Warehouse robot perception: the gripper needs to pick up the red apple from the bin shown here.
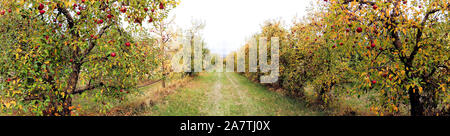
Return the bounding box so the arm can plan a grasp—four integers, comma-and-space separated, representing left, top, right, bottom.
111, 52, 116, 57
38, 3, 45, 10
39, 10, 45, 14
144, 7, 148, 12
7, 9, 11, 13
373, 5, 378, 10
149, 17, 153, 23
82, 0, 85, 3
151, 9, 155, 12
107, 14, 112, 19
371, 80, 377, 84
97, 19, 103, 24
58, 23, 62, 27
69, 59, 73, 62
371, 43, 376, 48
77, 11, 81, 15
0, 10, 4, 15
7, 78, 11, 82
339, 42, 343, 46
159, 2, 165, 9
356, 27, 363, 33
120, 7, 127, 13
125, 42, 131, 47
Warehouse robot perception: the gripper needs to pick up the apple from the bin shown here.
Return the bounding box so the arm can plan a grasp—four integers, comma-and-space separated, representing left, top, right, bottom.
39, 10, 45, 14
59, 23, 62, 27
73, 3, 77, 7
8, 9, 11, 13
82, 0, 85, 3
371, 80, 377, 84
159, 2, 165, 9
373, 5, 378, 10
125, 42, 131, 47
371, 43, 376, 48
346, 28, 350, 32
120, 7, 127, 13
144, 7, 148, 12
332, 45, 336, 48
79, 6, 83, 10
151, 9, 155, 12
45, 35, 49, 40
379, 47, 383, 50
403, 1, 407, 4
77, 11, 81, 15
69, 59, 73, 62
38, 3, 45, 10
111, 52, 116, 57
90, 34, 94, 39
339, 42, 343, 46
7, 78, 11, 82
149, 17, 153, 23
0, 10, 4, 15
107, 14, 112, 19
97, 19, 103, 24
356, 27, 363, 33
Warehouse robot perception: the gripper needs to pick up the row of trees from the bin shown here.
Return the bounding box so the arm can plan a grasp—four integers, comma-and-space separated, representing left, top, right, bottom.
232, 0, 448, 116
0, 0, 180, 116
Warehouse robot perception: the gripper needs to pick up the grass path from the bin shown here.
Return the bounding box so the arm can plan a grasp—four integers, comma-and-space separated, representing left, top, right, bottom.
145, 72, 324, 116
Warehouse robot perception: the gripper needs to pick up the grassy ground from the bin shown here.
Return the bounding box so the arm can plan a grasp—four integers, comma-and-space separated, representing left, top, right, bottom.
142, 72, 324, 116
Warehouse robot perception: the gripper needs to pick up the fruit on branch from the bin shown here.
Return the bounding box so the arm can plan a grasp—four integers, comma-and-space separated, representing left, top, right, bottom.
120, 7, 127, 13
149, 17, 153, 23
97, 19, 103, 24
159, 2, 165, 9
111, 52, 116, 57
39, 10, 45, 14
356, 27, 363, 33
125, 42, 131, 47
38, 3, 44, 10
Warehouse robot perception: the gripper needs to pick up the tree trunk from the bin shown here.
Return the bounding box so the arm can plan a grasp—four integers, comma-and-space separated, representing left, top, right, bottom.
61, 63, 82, 116
409, 88, 424, 116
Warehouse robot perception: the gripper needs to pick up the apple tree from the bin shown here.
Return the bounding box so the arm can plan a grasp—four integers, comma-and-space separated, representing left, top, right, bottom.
321, 0, 449, 116
0, 0, 179, 116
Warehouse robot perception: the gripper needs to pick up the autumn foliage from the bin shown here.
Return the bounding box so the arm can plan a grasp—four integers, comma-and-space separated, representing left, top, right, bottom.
236, 0, 448, 116
0, 0, 179, 116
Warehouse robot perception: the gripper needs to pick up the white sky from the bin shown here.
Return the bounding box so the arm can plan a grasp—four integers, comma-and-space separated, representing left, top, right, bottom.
170, 0, 314, 56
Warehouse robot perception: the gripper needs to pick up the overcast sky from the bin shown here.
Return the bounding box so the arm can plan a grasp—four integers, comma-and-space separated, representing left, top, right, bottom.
170, 0, 314, 56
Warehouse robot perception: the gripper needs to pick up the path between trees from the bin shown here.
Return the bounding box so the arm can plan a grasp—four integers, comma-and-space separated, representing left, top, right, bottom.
143, 72, 324, 116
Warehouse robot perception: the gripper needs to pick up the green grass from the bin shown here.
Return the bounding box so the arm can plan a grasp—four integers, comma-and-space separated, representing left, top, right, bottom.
145, 72, 324, 116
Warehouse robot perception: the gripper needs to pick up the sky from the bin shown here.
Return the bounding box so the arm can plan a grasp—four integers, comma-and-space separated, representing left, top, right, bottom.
170, 0, 314, 56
